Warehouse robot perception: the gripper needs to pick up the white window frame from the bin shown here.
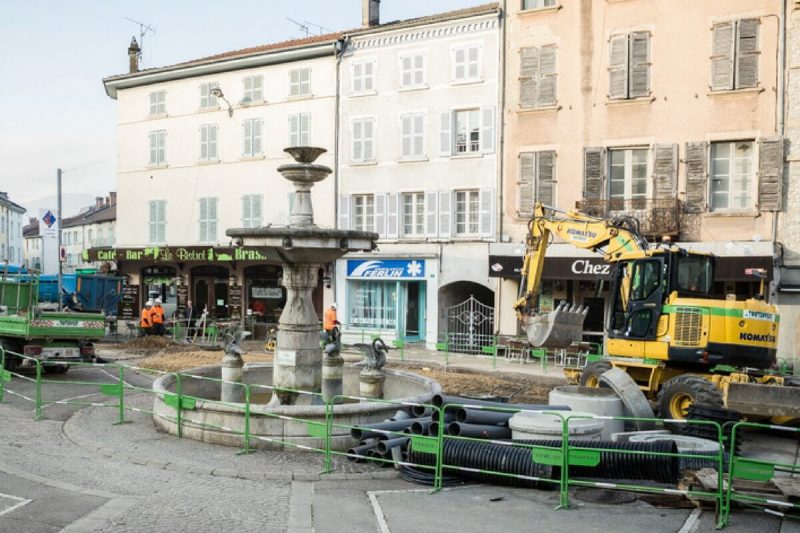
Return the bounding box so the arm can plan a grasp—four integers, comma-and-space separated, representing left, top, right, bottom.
148, 130, 166, 166
242, 118, 263, 157
453, 109, 481, 154
289, 113, 311, 147
352, 194, 375, 232
452, 44, 482, 83
608, 147, 650, 201
709, 140, 755, 212
351, 117, 376, 164
148, 200, 166, 245
399, 51, 427, 90
400, 112, 426, 160
198, 197, 218, 244
522, 0, 556, 10
454, 189, 480, 236
401, 191, 425, 237
242, 75, 264, 104
199, 82, 220, 109
149, 90, 166, 116
351, 60, 376, 95
242, 194, 263, 228
199, 124, 219, 161
289, 68, 311, 97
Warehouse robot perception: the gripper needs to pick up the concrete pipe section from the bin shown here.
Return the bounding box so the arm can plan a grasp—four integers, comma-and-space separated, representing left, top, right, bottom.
509, 410, 605, 442
548, 386, 624, 440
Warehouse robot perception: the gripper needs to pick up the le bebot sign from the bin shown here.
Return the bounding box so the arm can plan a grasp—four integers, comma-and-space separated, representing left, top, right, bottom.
488, 255, 612, 280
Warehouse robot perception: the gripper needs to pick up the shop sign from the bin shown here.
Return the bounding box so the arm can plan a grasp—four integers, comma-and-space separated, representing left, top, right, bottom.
347, 259, 425, 279
252, 287, 283, 299
84, 246, 274, 263
488, 255, 612, 280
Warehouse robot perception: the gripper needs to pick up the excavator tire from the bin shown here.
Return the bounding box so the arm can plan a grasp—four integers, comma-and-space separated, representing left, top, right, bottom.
579, 361, 613, 388
658, 375, 723, 421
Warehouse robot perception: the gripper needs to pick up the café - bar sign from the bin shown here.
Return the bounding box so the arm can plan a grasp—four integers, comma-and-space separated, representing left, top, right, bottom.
84, 246, 274, 263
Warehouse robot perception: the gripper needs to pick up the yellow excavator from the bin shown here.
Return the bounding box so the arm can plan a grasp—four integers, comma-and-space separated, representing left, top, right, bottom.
515, 203, 798, 420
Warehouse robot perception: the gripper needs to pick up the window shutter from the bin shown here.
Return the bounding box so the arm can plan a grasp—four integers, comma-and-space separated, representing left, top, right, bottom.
538, 45, 557, 106
353, 63, 362, 92
387, 193, 399, 238
520, 47, 539, 108
711, 22, 735, 90
414, 114, 425, 157
479, 188, 494, 238
480, 106, 495, 153
401, 115, 412, 157
685, 141, 708, 213
608, 35, 629, 99
438, 191, 451, 238
426, 191, 438, 237
199, 199, 208, 242
254, 120, 262, 154
365, 62, 374, 91
439, 112, 452, 156
757, 137, 784, 211
352, 120, 362, 161
242, 196, 251, 226
209, 198, 218, 241
243, 121, 252, 156
401, 56, 412, 87
301, 114, 310, 145
338, 194, 350, 230
375, 193, 387, 238
209, 125, 217, 159
149, 132, 157, 164
517, 153, 535, 216
149, 201, 157, 243
583, 147, 606, 200
254, 195, 263, 226
628, 32, 650, 98
537, 151, 556, 206
414, 54, 424, 85
651, 144, 678, 199
736, 18, 760, 89
364, 119, 375, 161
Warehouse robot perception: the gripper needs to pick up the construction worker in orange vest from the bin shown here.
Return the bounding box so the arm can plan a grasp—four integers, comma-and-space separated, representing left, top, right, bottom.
151, 299, 165, 336
140, 301, 153, 336
323, 303, 340, 343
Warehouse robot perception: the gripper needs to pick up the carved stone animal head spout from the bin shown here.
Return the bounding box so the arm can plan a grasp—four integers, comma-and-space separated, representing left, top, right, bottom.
354, 337, 388, 371
223, 328, 251, 358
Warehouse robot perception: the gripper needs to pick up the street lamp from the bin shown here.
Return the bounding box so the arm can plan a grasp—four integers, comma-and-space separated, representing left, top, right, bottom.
210, 87, 233, 117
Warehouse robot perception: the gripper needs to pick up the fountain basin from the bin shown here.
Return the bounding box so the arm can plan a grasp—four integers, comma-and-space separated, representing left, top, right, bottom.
152, 364, 441, 451
227, 226, 376, 264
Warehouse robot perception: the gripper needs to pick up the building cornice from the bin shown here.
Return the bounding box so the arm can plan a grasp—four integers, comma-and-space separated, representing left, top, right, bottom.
350, 14, 499, 51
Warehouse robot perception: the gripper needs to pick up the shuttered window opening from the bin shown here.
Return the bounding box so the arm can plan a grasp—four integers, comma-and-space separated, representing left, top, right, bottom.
583, 147, 607, 201
198, 198, 218, 244
711, 18, 760, 91
242, 75, 263, 104
352, 61, 376, 94
400, 113, 426, 159
517, 151, 556, 216
289, 113, 311, 147
149, 91, 166, 116
242, 194, 263, 228
199, 82, 220, 108
454, 109, 480, 154
454, 190, 480, 235
402, 192, 425, 237
242, 119, 263, 157
148, 200, 166, 245
352, 194, 375, 232
289, 68, 311, 97
522, 0, 556, 9
351, 117, 376, 163
452, 45, 481, 82
199, 124, 219, 161
609, 148, 648, 207
710, 141, 754, 211
400, 53, 426, 89
149, 130, 166, 166
608, 32, 651, 100
519, 45, 558, 108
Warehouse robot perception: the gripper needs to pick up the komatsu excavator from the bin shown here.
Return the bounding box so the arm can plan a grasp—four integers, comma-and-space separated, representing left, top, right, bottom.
515, 203, 799, 420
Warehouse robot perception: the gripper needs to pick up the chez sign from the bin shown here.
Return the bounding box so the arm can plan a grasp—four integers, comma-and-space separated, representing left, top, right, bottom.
488, 255, 613, 280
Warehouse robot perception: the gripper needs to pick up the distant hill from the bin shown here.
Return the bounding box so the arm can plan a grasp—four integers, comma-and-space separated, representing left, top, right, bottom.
22, 193, 97, 221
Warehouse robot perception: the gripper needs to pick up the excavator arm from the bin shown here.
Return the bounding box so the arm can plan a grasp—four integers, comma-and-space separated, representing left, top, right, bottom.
514, 202, 648, 347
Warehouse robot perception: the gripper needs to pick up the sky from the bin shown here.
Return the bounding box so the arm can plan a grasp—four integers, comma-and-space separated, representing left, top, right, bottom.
0, 0, 483, 213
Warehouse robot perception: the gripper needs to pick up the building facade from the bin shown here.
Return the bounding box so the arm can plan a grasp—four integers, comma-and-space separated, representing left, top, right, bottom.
493, 0, 785, 349
62, 193, 117, 273
0, 192, 26, 267
335, 4, 502, 349
22, 219, 42, 272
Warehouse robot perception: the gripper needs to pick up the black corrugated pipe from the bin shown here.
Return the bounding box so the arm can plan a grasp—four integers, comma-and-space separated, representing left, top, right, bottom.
447, 422, 512, 439
456, 408, 514, 426
376, 437, 410, 454
350, 418, 429, 440
432, 394, 571, 413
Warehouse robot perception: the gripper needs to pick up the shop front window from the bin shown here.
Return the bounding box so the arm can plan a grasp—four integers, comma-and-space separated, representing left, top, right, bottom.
348, 280, 397, 329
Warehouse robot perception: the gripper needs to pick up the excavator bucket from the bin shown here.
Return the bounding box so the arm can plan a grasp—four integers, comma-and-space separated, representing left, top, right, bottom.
526, 302, 588, 348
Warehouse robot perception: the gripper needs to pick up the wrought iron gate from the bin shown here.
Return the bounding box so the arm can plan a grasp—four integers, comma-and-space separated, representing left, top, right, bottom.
446, 295, 494, 354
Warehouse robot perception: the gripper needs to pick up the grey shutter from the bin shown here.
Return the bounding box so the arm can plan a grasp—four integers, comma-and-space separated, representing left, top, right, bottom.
375, 193, 387, 238
242, 195, 251, 226
438, 190, 451, 238
736, 18, 760, 89
757, 137, 784, 211
338, 194, 350, 230
711, 22, 735, 90
209, 198, 218, 242
517, 153, 535, 216
538, 45, 557, 106
652, 144, 678, 199
479, 188, 495, 238
387, 193, 399, 238
608, 35, 629, 99
158, 201, 166, 243
520, 47, 539, 108
628, 32, 650, 98
199, 199, 208, 242
425, 191, 438, 237
439, 112, 452, 156
583, 147, 606, 200
480, 106, 495, 153
685, 141, 708, 213
537, 151, 556, 206
148, 201, 157, 243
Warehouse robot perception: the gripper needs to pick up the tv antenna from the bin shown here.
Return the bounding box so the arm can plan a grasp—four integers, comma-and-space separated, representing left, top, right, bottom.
125, 16, 156, 64
303, 21, 334, 35
286, 18, 332, 37
286, 18, 309, 37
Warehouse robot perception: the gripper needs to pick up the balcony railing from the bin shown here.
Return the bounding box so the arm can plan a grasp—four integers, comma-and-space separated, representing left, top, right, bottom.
575, 197, 681, 237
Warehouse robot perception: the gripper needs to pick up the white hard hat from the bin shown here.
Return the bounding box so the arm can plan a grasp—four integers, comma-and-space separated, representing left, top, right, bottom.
155, 298, 162, 305
146, 300, 153, 306
331, 303, 338, 309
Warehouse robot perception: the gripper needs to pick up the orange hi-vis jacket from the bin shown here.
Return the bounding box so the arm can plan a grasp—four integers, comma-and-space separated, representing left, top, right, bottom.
150, 306, 165, 325
140, 308, 152, 328
323, 308, 337, 331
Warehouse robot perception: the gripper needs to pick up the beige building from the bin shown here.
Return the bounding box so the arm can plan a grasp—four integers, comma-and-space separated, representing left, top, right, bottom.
493, 0, 785, 349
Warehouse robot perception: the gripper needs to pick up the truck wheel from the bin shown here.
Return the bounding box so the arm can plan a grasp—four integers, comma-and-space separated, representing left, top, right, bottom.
580, 361, 612, 387
658, 375, 723, 420
44, 364, 69, 375
0, 339, 20, 371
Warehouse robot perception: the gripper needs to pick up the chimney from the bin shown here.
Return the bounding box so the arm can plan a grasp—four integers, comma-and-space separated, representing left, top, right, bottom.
362, 0, 380, 28
109, 192, 117, 206
29, 217, 36, 225
95, 196, 104, 209
128, 37, 140, 74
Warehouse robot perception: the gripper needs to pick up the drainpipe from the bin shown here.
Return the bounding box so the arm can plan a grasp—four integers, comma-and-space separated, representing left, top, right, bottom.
333, 37, 347, 300
772, 0, 787, 287
497, 3, 507, 243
